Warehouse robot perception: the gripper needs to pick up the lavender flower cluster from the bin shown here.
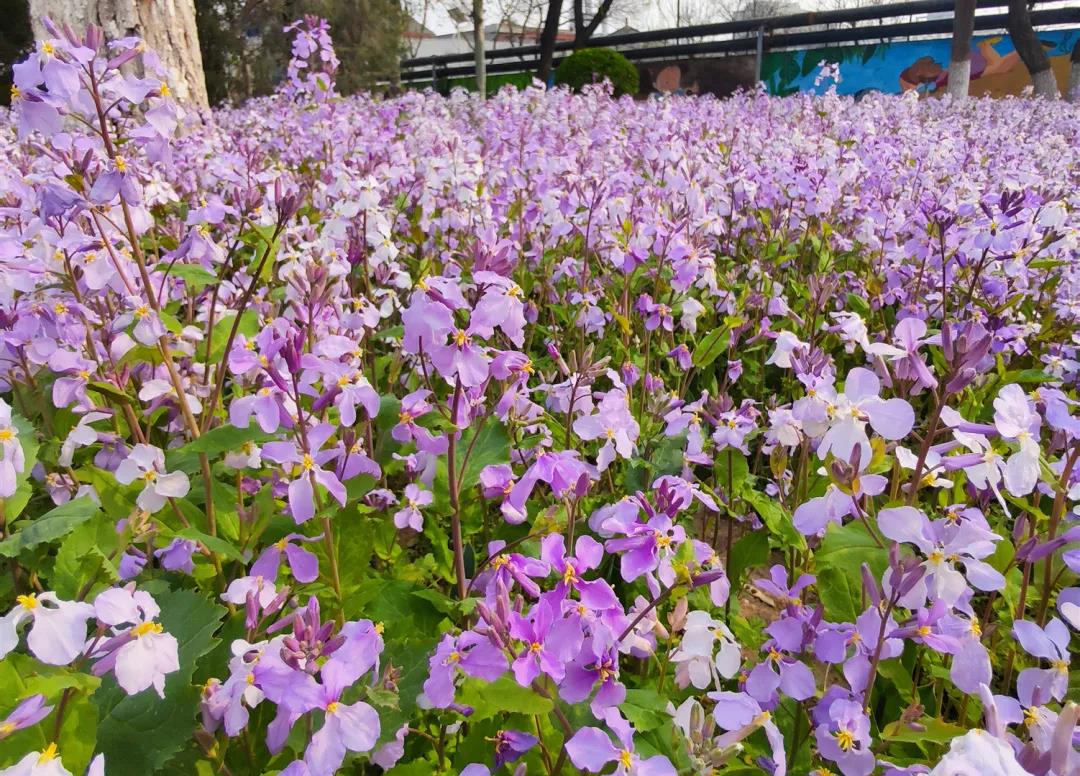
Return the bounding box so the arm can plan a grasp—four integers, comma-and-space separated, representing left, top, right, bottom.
0, 15, 1077, 776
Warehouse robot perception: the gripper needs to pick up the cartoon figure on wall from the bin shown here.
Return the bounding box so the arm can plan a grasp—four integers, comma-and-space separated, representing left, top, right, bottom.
763, 28, 1079, 97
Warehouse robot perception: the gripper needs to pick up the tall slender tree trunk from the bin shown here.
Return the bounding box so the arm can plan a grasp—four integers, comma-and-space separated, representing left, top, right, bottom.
1068, 38, 1080, 103
1006, 0, 1058, 98
472, 0, 486, 96
28, 0, 209, 108
947, 0, 976, 100
537, 0, 563, 82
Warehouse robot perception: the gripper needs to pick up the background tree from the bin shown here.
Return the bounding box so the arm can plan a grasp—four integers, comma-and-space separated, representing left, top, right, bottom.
1006, 0, 1057, 97
1069, 35, 1079, 102
28, 0, 210, 107
947, 0, 976, 99
0, 0, 33, 107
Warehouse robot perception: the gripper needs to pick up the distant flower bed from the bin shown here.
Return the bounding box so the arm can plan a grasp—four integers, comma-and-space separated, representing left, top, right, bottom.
0, 15, 1078, 776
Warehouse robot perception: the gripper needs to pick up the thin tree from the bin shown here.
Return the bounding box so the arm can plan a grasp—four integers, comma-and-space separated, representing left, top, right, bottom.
536, 0, 563, 81
1069, 36, 1080, 102
1006, 0, 1057, 98
472, 0, 486, 93
947, 0, 976, 99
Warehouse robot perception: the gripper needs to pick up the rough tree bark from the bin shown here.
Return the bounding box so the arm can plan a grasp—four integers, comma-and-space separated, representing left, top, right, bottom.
537, 0, 563, 82
1069, 37, 1080, 103
28, 0, 209, 108
573, 0, 616, 48
946, 0, 976, 100
1005, 0, 1058, 98
471, 0, 486, 95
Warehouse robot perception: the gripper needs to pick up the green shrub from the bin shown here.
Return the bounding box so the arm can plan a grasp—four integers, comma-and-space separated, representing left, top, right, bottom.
554, 47, 640, 96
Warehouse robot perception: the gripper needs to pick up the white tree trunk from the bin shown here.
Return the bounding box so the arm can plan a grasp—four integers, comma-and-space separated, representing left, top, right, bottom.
472, 0, 486, 96
1069, 62, 1080, 103
946, 59, 971, 100
1031, 68, 1058, 99
28, 0, 208, 109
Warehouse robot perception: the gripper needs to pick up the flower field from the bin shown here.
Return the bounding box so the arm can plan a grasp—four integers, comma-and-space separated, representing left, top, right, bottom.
1, 17, 1079, 776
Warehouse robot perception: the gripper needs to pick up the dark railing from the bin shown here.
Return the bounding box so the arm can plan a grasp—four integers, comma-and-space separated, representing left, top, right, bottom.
400, 0, 1080, 84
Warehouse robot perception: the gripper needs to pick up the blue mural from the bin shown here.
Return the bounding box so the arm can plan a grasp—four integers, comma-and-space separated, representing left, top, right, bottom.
762, 28, 1080, 97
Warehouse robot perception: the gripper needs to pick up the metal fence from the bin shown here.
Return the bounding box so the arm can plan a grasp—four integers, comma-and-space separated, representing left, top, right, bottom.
400, 0, 1080, 87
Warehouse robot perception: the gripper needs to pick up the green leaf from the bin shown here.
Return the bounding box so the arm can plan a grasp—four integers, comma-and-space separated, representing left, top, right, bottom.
178, 423, 273, 456
155, 262, 218, 291
728, 529, 770, 586
816, 520, 889, 579
52, 512, 120, 599
175, 527, 246, 563
881, 717, 966, 744
86, 381, 133, 405
456, 675, 553, 720
817, 565, 865, 623
94, 589, 225, 776
741, 487, 806, 550
458, 419, 511, 492
0, 497, 100, 557
620, 689, 670, 732
692, 327, 727, 368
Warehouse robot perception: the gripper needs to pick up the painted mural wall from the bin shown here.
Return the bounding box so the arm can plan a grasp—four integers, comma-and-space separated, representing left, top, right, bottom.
760, 29, 1080, 97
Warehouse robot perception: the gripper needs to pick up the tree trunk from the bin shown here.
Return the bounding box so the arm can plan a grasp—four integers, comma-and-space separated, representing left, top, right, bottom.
573, 0, 616, 49
537, 0, 563, 82
1006, 0, 1057, 98
28, 0, 209, 108
1068, 37, 1080, 103
946, 0, 976, 100
471, 0, 486, 96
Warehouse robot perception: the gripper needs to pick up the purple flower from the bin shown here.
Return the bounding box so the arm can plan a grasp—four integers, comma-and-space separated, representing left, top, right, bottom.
250, 533, 321, 584
422, 632, 507, 708
473, 541, 549, 600
540, 533, 618, 610
263, 424, 347, 523
429, 324, 490, 388
508, 596, 583, 685
866, 317, 937, 392
877, 506, 1004, 608
478, 464, 526, 524
708, 691, 786, 775
391, 390, 447, 454
605, 513, 685, 583
154, 538, 197, 575
573, 386, 638, 471
492, 729, 538, 768
1013, 617, 1071, 705
814, 699, 875, 776
566, 709, 675, 775
0, 694, 52, 739
393, 483, 432, 531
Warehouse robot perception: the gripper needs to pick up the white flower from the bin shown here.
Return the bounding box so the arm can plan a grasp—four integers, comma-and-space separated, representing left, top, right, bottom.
0, 592, 94, 666
765, 331, 807, 369
114, 444, 190, 512
58, 411, 111, 467
0, 745, 73, 776
929, 730, 1027, 776
0, 398, 25, 498
669, 610, 741, 690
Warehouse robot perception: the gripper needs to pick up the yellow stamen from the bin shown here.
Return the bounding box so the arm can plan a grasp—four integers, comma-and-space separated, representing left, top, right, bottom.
38, 743, 58, 763
619, 750, 633, 767
835, 729, 855, 752
17, 594, 37, 610
131, 621, 163, 638
326, 701, 339, 714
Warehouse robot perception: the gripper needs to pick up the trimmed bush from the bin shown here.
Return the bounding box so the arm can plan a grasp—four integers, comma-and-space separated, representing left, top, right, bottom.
554, 47, 640, 96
